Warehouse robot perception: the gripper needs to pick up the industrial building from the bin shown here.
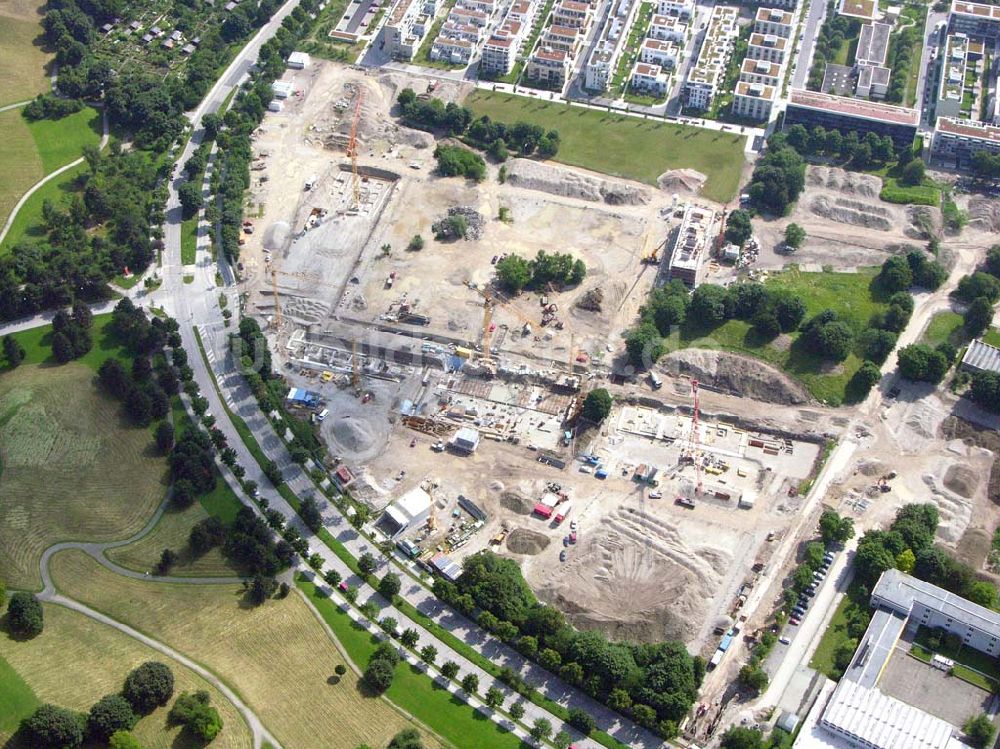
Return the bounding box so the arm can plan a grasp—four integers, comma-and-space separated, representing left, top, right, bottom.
794, 570, 1000, 749
287, 51, 310, 69
379, 486, 432, 538
667, 203, 715, 285
783, 90, 920, 150
960, 338, 1000, 376
931, 116, 1000, 168
451, 426, 482, 454
949, 0, 1000, 40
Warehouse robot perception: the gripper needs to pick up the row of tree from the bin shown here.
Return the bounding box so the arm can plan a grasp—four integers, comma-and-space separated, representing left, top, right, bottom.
495, 250, 587, 293
396, 89, 560, 160
747, 137, 807, 216
434, 144, 487, 181
783, 124, 898, 171
434, 551, 703, 738
17, 661, 174, 748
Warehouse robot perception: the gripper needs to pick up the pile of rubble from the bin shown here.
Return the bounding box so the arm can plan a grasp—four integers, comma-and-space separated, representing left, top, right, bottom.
575, 287, 604, 312
433, 206, 486, 240
736, 235, 761, 268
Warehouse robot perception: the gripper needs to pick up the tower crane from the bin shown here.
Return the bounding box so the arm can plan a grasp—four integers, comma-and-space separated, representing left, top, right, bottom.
270, 268, 282, 330
690, 379, 703, 496
347, 90, 364, 211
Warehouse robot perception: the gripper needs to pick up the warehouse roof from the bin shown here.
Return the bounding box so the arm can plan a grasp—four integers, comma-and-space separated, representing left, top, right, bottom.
842, 606, 906, 688
873, 568, 1000, 639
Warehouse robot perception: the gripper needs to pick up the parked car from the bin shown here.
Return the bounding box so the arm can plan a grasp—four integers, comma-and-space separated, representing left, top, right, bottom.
779, 636, 791, 645
559, 550, 567, 562
789, 617, 800, 626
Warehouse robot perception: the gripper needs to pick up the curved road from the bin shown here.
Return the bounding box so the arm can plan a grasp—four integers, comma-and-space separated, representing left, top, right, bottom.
0, 109, 110, 247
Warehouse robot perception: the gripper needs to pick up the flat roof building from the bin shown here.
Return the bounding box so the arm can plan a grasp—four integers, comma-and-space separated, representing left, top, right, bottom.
451, 426, 482, 453
640, 37, 681, 68
667, 203, 715, 285
732, 80, 777, 120
961, 338, 1000, 375
525, 48, 570, 87
551, 0, 591, 28
630, 61, 670, 96
950, 0, 1000, 39
481, 20, 524, 74
855, 63, 890, 99
855, 21, 891, 65
684, 4, 739, 109
937, 34, 970, 120
649, 13, 687, 41
747, 32, 788, 64
379, 487, 432, 538
783, 90, 919, 150
932, 116, 1000, 168
657, 0, 693, 18
380, 0, 425, 60
740, 57, 782, 86
839, 0, 878, 20
754, 7, 794, 37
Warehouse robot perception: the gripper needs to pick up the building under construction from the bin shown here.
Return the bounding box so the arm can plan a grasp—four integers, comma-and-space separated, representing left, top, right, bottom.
667, 203, 716, 286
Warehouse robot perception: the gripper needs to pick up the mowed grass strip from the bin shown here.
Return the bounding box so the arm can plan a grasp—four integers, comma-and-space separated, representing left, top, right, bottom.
299, 576, 526, 749
0, 0, 51, 106
50, 551, 441, 749
466, 90, 746, 203
0, 109, 43, 231
26, 106, 102, 173
0, 653, 38, 735
0, 603, 252, 749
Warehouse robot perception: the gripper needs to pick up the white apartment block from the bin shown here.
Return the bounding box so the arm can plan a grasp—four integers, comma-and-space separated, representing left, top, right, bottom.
507, 0, 537, 25
649, 14, 686, 42
683, 5, 738, 109
753, 6, 793, 37
448, 5, 489, 27
430, 35, 475, 62
657, 0, 693, 19
380, 0, 424, 60
551, 0, 591, 28
585, 44, 617, 91
732, 80, 777, 119
541, 24, 581, 53
582, 0, 640, 91
525, 48, 570, 86
747, 32, 788, 64
640, 38, 681, 68
438, 20, 482, 42
458, 0, 498, 15
740, 57, 781, 86
630, 61, 670, 95
481, 19, 524, 74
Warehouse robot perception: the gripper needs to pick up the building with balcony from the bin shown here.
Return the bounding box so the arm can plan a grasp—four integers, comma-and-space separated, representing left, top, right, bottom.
640, 37, 681, 68
525, 47, 571, 86
667, 203, 716, 285
936, 33, 970, 120
551, 0, 591, 28
379, 0, 425, 60
683, 5, 739, 109
541, 24, 581, 53
747, 32, 788, 64
950, 0, 1000, 40
657, 0, 693, 18
649, 13, 686, 42
481, 19, 524, 74
630, 61, 670, 95
932, 116, 1000, 168
732, 80, 777, 120
740, 57, 781, 86
753, 7, 794, 37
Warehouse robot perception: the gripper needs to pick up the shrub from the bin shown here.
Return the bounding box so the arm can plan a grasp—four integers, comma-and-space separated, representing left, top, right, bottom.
87, 695, 136, 741
122, 662, 174, 714
22, 704, 86, 749
169, 691, 223, 742
434, 144, 486, 181
6, 591, 44, 637
581, 389, 612, 422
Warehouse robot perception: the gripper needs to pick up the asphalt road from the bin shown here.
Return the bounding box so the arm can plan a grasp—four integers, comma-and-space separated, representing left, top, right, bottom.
790, 0, 827, 90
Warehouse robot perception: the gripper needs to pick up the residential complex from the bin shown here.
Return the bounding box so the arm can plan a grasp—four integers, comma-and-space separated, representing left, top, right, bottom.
480, 0, 538, 75
796, 570, 1000, 749
740, 58, 781, 86
666, 203, 716, 285
783, 89, 920, 149
429, 0, 502, 64
753, 7, 794, 37
838, 0, 878, 21
937, 34, 970, 119
949, 0, 1000, 40
523, 0, 592, 89
683, 5, 739, 110
747, 32, 789, 65
657, 0, 693, 20
379, 0, 428, 60
931, 116, 1000, 168
732, 80, 777, 119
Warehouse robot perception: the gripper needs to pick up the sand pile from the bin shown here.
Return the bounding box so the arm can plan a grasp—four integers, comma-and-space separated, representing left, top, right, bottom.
968, 196, 1000, 232
661, 349, 813, 405
506, 159, 652, 205
905, 206, 940, 240
809, 196, 892, 230
806, 166, 881, 199
330, 417, 376, 453
857, 460, 885, 477
944, 464, 978, 498
500, 491, 533, 515
657, 169, 707, 195
507, 528, 550, 555
264, 221, 290, 250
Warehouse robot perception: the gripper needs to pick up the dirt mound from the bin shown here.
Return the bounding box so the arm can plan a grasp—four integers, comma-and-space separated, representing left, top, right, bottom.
944, 464, 979, 499
500, 491, 533, 515
857, 460, 885, 477
576, 287, 604, 312
657, 169, 707, 195
968, 196, 1000, 232
660, 349, 813, 405
330, 417, 376, 453
507, 528, 550, 555
506, 159, 651, 205
264, 221, 291, 250
806, 166, 881, 199
906, 206, 940, 240
809, 195, 892, 230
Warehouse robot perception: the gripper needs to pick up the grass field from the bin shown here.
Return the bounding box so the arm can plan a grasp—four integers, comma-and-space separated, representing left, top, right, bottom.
26, 106, 102, 173
982, 328, 1000, 348
181, 216, 199, 265
466, 90, 746, 203
0, 160, 88, 254
50, 551, 441, 749
0, 109, 43, 232
666, 267, 888, 405
0, 0, 51, 106
879, 176, 942, 206
299, 576, 525, 749
0, 319, 169, 589
921, 311, 966, 348
810, 582, 868, 679
0, 603, 253, 749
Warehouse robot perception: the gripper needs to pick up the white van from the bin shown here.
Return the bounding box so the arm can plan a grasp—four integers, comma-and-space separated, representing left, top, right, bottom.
316, 408, 329, 422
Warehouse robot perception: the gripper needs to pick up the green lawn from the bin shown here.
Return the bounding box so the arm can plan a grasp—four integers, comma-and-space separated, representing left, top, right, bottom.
922, 311, 966, 348
666, 267, 888, 404
0, 160, 88, 255
879, 176, 942, 206
4, 313, 130, 373
182, 215, 199, 265
466, 90, 746, 203
25, 107, 102, 174
982, 328, 1000, 348
910, 627, 999, 692
0, 654, 39, 734
810, 582, 868, 679
298, 576, 526, 749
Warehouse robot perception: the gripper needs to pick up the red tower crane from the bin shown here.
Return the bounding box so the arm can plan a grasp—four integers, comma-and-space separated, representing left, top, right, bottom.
691, 379, 703, 496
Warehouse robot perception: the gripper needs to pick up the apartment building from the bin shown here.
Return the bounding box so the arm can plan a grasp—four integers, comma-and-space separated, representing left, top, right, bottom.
525, 47, 570, 86
936, 33, 969, 119
855, 21, 890, 65
458, 0, 498, 15
448, 5, 489, 27
657, 0, 693, 18
649, 13, 686, 42
481, 19, 524, 74
932, 116, 1000, 168
507, 0, 537, 25
379, 0, 425, 60
732, 80, 777, 120
683, 5, 739, 109
583, 0, 641, 92
667, 203, 716, 286
950, 0, 1000, 40
551, 0, 591, 28
740, 57, 781, 86
783, 89, 919, 149
753, 7, 793, 37
585, 44, 617, 91
839, 0, 878, 20
430, 35, 475, 62
746, 32, 788, 64
630, 61, 670, 95
640, 38, 681, 68
541, 24, 581, 53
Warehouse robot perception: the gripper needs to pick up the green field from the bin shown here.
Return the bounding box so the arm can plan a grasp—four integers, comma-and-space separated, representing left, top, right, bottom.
0, 603, 253, 749
921, 311, 966, 348
879, 176, 942, 206
466, 90, 746, 203
0, 160, 88, 254
667, 267, 888, 404
810, 582, 868, 679
50, 551, 442, 749
182, 215, 199, 264
25, 106, 102, 173
0, 110, 43, 232
0, 317, 169, 589
0, 1, 52, 106
910, 626, 1000, 692
982, 328, 1000, 348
